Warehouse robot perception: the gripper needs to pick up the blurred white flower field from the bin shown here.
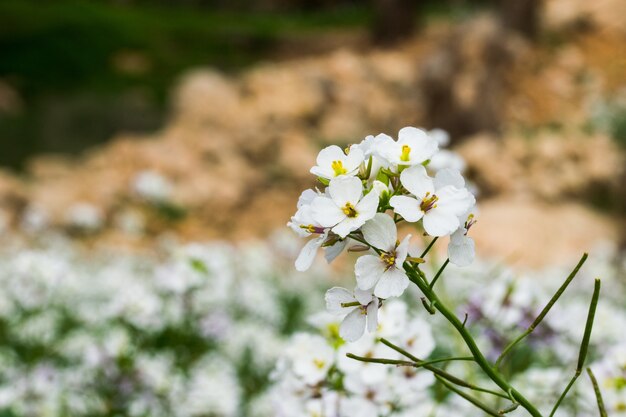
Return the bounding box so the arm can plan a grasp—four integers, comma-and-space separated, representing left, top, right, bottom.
0, 233, 623, 417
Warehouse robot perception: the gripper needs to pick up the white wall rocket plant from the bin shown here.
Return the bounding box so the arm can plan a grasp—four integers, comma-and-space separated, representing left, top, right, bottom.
288, 127, 607, 417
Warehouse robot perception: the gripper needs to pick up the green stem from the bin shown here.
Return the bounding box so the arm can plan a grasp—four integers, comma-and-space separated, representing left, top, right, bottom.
420, 237, 439, 258
549, 278, 601, 417
378, 338, 509, 400
435, 375, 501, 417
495, 253, 588, 369
549, 374, 579, 417
405, 265, 544, 417
429, 258, 450, 289
586, 368, 607, 417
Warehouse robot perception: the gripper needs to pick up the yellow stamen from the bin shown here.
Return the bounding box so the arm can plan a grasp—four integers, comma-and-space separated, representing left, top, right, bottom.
299, 224, 317, 233
400, 145, 411, 162
420, 194, 439, 213
380, 252, 396, 269
342, 202, 358, 218
313, 359, 326, 369
331, 160, 347, 176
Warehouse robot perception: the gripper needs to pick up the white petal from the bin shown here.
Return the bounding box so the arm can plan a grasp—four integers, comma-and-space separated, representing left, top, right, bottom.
344, 147, 365, 172
428, 128, 450, 147
329, 176, 363, 207
366, 302, 379, 333
311, 145, 347, 178
361, 213, 397, 251
354, 287, 374, 305
435, 185, 474, 217
389, 196, 424, 223
297, 189, 318, 208
400, 165, 435, 197
295, 236, 323, 271
340, 308, 366, 342
434, 168, 465, 190
324, 239, 348, 264
332, 216, 367, 238
374, 268, 409, 299
423, 209, 459, 237
398, 127, 439, 163
311, 197, 345, 227
355, 255, 385, 290
325, 287, 356, 315
394, 234, 412, 266
355, 190, 379, 221
448, 230, 475, 267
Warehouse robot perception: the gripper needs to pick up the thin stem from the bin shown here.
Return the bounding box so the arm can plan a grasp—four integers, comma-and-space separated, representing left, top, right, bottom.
549, 278, 601, 417
435, 375, 501, 417
429, 258, 450, 289
348, 352, 474, 368
420, 237, 438, 258
346, 353, 413, 367
378, 338, 509, 400
495, 253, 588, 369
549, 375, 579, 417
586, 368, 607, 417
404, 265, 544, 417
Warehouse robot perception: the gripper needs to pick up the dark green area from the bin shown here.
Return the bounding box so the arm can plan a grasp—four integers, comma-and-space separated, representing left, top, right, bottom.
0, 0, 373, 169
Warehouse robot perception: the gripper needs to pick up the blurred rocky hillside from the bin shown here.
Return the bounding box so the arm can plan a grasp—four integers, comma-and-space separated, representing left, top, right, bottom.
0, 4, 624, 266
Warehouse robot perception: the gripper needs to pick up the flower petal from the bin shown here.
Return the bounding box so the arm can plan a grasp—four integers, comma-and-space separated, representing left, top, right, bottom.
344, 147, 365, 173
423, 209, 459, 237
448, 229, 475, 267
355, 190, 380, 221
398, 127, 438, 163
374, 268, 409, 299
340, 308, 366, 342
311, 197, 345, 227
389, 196, 424, 223
324, 238, 348, 264
295, 236, 324, 271
400, 165, 435, 197
394, 234, 412, 266
310, 145, 347, 179
355, 254, 385, 290
325, 287, 356, 315
366, 301, 379, 333
329, 176, 363, 207
434, 168, 465, 190
361, 213, 397, 251
354, 286, 374, 305
435, 185, 474, 217
332, 216, 366, 238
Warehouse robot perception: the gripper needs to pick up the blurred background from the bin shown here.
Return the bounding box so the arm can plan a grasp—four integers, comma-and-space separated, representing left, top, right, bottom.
0, 1, 625, 416
0, 0, 624, 265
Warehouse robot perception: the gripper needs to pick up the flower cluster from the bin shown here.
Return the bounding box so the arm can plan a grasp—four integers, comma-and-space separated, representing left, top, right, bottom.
272, 251, 626, 417
0, 237, 334, 417
270, 301, 445, 417
289, 127, 477, 341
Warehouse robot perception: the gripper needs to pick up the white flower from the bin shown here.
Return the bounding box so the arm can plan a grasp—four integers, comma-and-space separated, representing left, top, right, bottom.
288, 189, 348, 271
428, 128, 450, 147
311, 177, 379, 238
390, 166, 473, 236
285, 334, 334, 385
310, 145, 364, 180
429, 149, 466, 173
65, 202, 104, 231
133, 170, 172, 202
325, 286, 378, 342
448, 212, 477, 267
377, 127, 438, 168
354, 213, 411, 299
